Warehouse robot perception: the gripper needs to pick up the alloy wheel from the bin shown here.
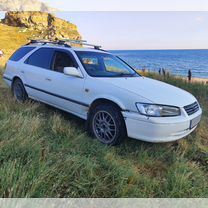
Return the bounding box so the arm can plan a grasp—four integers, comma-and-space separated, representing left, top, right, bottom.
92, 110, 117, 143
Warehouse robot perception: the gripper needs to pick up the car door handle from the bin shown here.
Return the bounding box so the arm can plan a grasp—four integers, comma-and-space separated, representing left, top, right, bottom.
45, 78, 52, 81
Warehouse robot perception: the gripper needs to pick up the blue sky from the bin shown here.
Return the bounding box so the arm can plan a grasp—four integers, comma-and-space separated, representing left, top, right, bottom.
42, 0, 208, 11
55, 12, 208, 50
1, 11, 208, 50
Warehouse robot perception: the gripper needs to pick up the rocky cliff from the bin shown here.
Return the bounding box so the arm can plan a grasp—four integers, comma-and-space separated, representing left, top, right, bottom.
2, 11, 81, 40
0, 0, 56, 12
0, 12, 82, 67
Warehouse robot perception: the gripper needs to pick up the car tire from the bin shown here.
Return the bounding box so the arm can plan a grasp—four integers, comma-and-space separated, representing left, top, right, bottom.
88, 104, 127, 145
12, 78, 28, 103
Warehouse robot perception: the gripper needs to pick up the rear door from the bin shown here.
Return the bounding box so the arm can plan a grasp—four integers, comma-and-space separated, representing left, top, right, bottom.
23, 47, 55, 103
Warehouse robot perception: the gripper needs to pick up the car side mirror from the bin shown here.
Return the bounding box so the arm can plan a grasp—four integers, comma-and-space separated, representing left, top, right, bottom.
63, 67, 83, 78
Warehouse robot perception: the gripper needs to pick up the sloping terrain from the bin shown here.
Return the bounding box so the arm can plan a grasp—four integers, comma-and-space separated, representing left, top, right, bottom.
0, 22, 40, 67
0, 11, 207, 198
0, 71, 207, 197
0, 11, 81, 68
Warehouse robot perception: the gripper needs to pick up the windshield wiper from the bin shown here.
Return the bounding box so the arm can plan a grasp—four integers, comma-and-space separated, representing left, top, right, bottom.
128, 72, 137, 77
114, 72, 136, 77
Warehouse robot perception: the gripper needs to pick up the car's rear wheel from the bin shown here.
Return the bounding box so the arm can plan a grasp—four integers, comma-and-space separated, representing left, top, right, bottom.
88, 104, 126, 145
12, 79, 28, 103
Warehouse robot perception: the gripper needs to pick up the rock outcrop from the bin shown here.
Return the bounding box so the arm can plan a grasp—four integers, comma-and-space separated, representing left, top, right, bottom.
0, 0, 56, 12
0, 12, 82, 67
1, 11, 81, 40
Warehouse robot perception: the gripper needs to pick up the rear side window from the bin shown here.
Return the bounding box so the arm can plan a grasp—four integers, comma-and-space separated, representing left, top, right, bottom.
26, 48, 54, 69
10, 47, 35, 61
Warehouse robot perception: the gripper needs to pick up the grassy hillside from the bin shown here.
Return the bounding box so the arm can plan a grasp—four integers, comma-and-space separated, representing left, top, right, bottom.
0, 68, 207, 197
0, 12, 81, 68
0, 23, 41, 68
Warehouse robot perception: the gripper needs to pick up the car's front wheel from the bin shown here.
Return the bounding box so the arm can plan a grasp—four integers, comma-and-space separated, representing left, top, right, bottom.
88, 104, 126, 145
12, 78, 28, 103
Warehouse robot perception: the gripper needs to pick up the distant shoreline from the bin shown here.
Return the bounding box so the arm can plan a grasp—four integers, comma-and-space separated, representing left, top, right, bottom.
138, 70, 208, 84
171, 74, 208, 83
180, 76, 208, 84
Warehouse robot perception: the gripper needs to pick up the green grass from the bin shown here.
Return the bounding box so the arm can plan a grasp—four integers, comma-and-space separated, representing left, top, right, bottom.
0, 69, 207, 197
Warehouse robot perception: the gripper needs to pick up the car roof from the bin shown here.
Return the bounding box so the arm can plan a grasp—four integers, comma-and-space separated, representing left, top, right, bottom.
22, 44, 110, 54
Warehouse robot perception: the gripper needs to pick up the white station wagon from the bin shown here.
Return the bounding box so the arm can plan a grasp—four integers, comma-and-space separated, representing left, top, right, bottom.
3, 40, 202, 145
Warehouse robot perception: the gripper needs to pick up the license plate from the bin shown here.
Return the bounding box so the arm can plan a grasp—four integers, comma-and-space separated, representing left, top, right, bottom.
190, 115, 201, 129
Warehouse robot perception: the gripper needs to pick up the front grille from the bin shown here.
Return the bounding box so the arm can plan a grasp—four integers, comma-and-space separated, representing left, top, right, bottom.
184, 102, 199, 116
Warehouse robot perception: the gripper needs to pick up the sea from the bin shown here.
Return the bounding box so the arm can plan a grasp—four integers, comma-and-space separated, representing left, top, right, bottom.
110, 50, 208, 78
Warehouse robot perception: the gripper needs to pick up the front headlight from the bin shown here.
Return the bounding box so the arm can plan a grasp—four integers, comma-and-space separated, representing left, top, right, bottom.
136, 103, 181, 117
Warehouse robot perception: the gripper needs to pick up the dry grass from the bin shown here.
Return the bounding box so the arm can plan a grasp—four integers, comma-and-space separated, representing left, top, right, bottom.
0, 23, 41, 68
0, 68, 207, 197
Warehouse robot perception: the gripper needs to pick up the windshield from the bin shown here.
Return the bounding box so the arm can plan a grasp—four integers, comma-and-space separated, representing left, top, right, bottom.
75, 51, 140, 77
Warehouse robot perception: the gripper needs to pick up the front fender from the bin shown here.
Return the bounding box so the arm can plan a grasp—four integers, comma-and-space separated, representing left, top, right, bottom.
90, 94, 127, 111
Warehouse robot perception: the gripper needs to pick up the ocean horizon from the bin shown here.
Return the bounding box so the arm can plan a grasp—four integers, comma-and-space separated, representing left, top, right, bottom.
110, 49, 208, 78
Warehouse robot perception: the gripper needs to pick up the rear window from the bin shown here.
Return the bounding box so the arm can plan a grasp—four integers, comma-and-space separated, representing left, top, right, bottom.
9, 47, 35, 61
26, 48, 54, 69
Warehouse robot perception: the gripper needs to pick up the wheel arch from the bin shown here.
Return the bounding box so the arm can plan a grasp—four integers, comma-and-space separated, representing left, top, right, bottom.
11, 76, 22, 89
11, 76, 28, 95
88, 98, 125, 119
87, 98, 127, 145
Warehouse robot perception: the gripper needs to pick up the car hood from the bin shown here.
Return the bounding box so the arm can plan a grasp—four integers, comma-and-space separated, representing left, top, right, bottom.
99, 76, 196, 107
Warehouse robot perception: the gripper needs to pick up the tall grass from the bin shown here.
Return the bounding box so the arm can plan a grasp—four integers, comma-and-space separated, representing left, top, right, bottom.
0, 70, 207, 197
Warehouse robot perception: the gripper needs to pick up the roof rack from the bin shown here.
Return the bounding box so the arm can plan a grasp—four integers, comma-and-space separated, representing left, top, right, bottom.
26, 39, 71, 48
61, 39, 102, 50
26, 39, 103, 50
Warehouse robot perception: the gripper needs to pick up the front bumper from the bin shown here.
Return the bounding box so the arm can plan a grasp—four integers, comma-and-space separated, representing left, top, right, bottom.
122, 108, 202, 143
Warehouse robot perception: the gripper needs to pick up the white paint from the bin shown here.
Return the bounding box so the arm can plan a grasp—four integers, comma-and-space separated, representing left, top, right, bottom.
3, 44, 202, 143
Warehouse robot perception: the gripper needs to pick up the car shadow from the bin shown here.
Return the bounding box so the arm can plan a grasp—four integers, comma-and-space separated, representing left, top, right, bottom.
36, 101, 178, 148
43, 103, 86, 126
